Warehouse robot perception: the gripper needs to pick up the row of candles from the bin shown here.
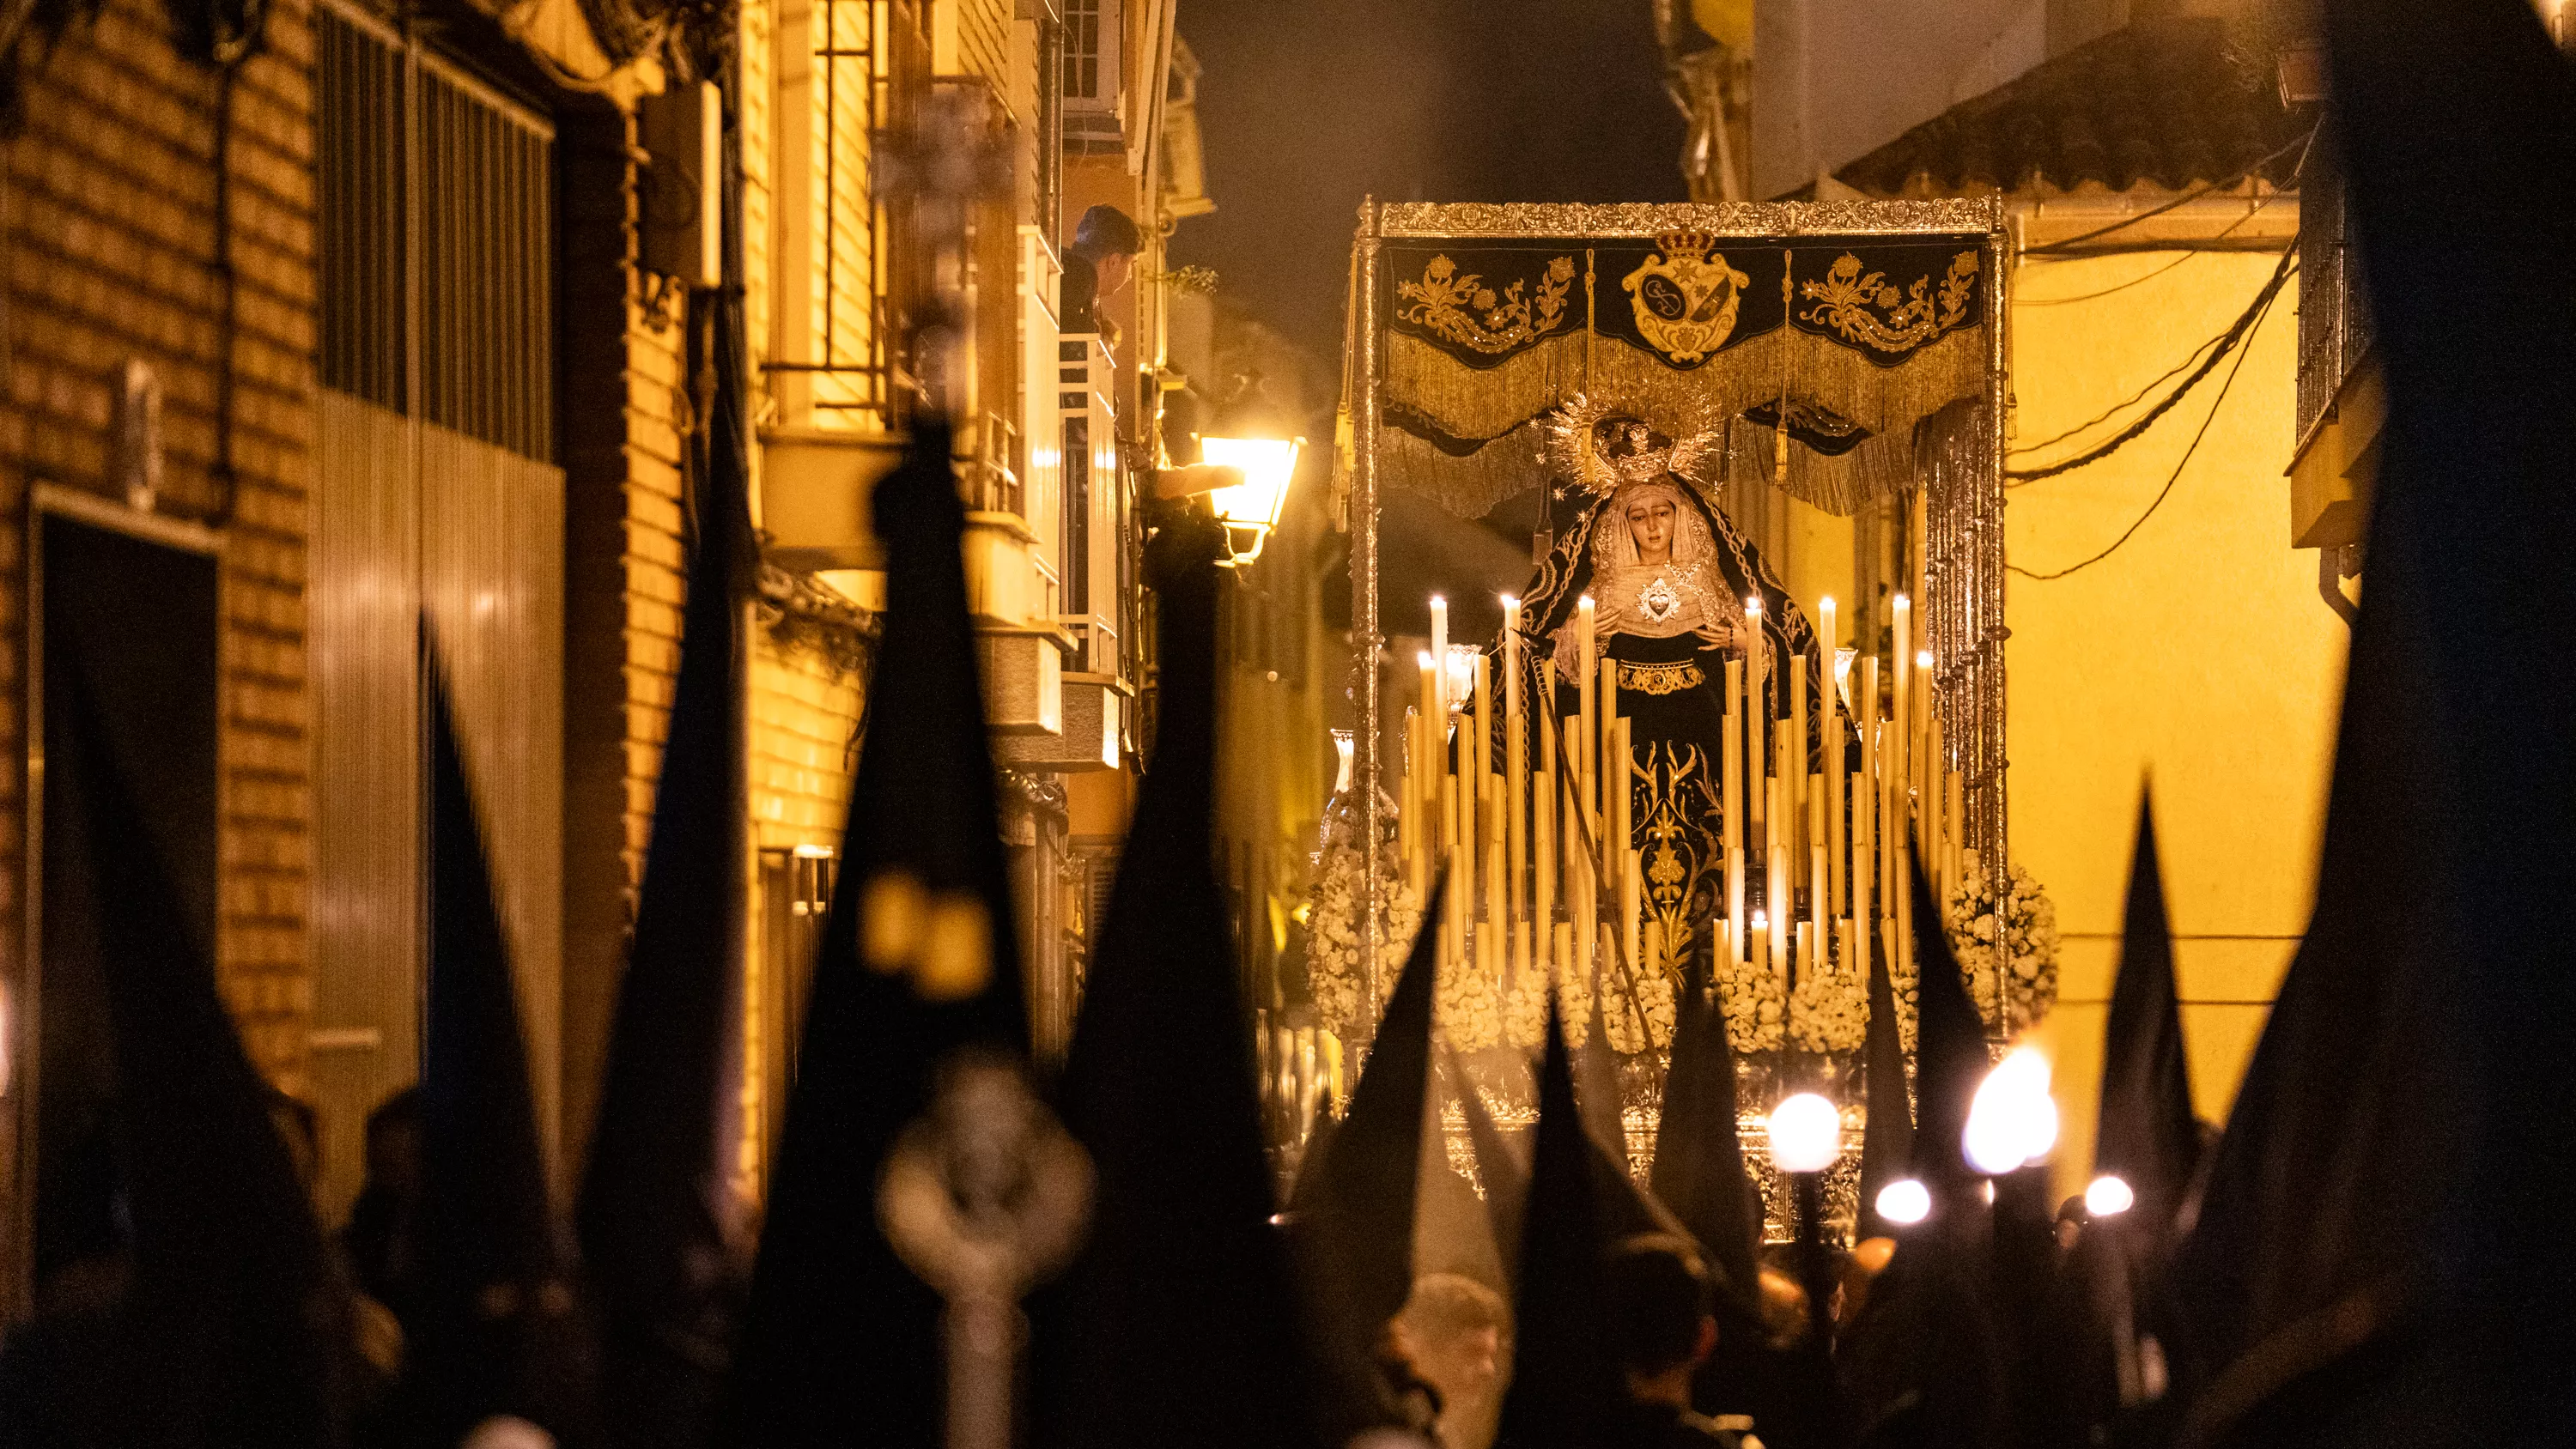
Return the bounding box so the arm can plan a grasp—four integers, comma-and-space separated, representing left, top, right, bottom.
1397, 588, 1972, 1005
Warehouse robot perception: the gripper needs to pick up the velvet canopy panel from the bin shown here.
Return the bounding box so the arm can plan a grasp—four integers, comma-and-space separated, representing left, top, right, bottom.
1376, 235, 1991, 519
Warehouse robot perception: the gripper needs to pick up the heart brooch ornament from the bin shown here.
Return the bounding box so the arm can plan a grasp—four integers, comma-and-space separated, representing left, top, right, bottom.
1638, 574, 1680, 625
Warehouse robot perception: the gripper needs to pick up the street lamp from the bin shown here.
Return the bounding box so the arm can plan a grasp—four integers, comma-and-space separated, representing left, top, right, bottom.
1194, 433, 1302, 565
1766, 1092, 1845, 1352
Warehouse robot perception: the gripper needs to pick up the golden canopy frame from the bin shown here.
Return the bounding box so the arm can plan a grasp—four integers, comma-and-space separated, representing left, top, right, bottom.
1340, 197, 2013, 991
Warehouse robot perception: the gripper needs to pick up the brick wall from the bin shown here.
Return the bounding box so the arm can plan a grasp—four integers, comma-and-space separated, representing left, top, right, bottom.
0, 0, 318, 1088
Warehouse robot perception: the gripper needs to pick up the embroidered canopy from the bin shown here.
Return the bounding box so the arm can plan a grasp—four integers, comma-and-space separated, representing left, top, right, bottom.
1364, 202, 2003, 520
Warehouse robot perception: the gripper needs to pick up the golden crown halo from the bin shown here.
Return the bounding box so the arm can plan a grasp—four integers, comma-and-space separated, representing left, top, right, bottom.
1540, 395, 1725, 498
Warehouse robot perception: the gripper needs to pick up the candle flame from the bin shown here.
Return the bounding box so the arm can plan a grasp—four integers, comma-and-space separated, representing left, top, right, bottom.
1578, 594, 1595, 609
1745, 597, 1762, 613
1500, 594, 1518, 609
1820, 594, 1835, 611
1429, 593, 1446, 607
1419, 652, 1433, 670
1917, 650, 1934, 669
1893, 592, 1910, 608
1751, 909, 1769, 930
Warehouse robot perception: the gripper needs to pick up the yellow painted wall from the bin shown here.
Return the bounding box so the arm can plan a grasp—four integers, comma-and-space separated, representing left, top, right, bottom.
2003, 249, 2345, 1197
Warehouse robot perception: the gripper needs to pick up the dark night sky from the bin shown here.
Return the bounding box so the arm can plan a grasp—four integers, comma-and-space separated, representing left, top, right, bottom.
1170, 0, 1687, 367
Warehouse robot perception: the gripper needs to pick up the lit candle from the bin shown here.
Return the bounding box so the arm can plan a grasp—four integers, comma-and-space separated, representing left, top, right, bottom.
1749, 907, 1770, 983
1504, 597, 1527, 943
1600, 657, 1619, 846
1616, 715, 1637, 974
1768, 842, 1788, 975
1819, 595, 1838, 693
1789, 647, 1809, 864
1470, 652, 1490, 926
1537, 714, 1557, 961
1891, 592, 1911, 846
1811, 840, 1828, 985
1743, 597, 1765, 840
1430, 595, 1449, 706
1860, 656, 1881, 921
1577, 595, 1598, 849
1947, 769, 1966, 898
1772, 718, 1794, 894
1571, 765, 1595, 986
1728, 847, 1746, 967
1850, 767, 1872, 985
1916, 648, 1936, 876
1722, 658, 1745, 859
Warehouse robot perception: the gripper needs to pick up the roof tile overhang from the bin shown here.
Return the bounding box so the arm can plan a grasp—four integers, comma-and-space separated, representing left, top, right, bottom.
1835, 17, 2306, 202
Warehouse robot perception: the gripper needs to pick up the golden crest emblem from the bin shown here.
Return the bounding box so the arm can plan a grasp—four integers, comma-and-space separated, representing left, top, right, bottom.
1622, 229, 1750, 364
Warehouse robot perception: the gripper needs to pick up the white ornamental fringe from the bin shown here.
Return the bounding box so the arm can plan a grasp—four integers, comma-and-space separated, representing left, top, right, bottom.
1383, 326, 1988, 450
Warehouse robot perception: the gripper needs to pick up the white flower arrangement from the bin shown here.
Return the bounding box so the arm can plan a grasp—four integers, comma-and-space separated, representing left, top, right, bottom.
1502, 967, 1552, 1048
1944, 863, 2061, 1035
1597, 962, 1677, 1054
1717, 952, 1786, 1056
1305, 840, 1422, 1042
1437, 949, 1506, 1052
1787, 943, 1867, 1054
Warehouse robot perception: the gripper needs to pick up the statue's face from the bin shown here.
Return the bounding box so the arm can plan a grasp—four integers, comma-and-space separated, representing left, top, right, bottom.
1626, 494, 1677, 561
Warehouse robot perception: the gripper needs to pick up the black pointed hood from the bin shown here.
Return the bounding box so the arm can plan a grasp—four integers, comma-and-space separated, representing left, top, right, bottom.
410, 645, 586, 1441
41, 665, 345, 1447
1292, 875, 1446, 1307
2169, 5, 2576, 1441
1494, 1006, 1620, 1446
1293, 876, 1443, 1445
1650, 967, 1761, 1300
2094, 795, 2197, 1243
726, 417, 1030, 1449
1031, 513, 1318, 1449
1454, 1048, 1529, 1273
1856, 932, 1917, 1240
1906, 857, 1990, 1197
579, 282, 760, 1449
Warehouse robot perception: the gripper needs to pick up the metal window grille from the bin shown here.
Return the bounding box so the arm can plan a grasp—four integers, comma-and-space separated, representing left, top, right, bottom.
1062, 0, 1101, 100
765, 0, 928, 429
1060, 409, 1090, 614
317, 3, 555, 464
319, 12, 405, 413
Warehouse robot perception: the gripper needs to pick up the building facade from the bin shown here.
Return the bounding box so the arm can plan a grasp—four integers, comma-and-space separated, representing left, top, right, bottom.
0, 0, 1205, 1315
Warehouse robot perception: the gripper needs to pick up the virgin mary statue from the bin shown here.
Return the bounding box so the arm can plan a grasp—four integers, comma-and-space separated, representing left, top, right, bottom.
1509, 403, 1820, 984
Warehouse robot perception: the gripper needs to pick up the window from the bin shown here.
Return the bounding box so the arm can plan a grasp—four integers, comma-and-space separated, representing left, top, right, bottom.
317, 2, 555, 463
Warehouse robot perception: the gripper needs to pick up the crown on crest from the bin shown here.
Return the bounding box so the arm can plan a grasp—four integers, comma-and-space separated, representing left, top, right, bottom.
1653, 227, 1720, 261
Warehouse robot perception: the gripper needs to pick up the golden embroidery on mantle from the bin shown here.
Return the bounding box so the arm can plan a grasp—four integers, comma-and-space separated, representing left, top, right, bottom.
1618, 659, 1706, 695
1798, 250, 1980, 353
1395, 253, 1577, 354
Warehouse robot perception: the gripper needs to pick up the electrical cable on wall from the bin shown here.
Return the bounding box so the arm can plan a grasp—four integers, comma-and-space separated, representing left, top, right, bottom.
2016, 194, 2291, 307
2006, 276, 2287, 582
2004, 246, 2296, 482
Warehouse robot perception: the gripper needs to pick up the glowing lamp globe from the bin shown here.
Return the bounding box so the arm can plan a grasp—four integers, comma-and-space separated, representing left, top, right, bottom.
1766, 1093, 1844, 1174
1963, 1046, 2059, 1175
1197, 435, 1302, 563
2085, 1174, 2136, 1217
1875, 1179, 1931, 1226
